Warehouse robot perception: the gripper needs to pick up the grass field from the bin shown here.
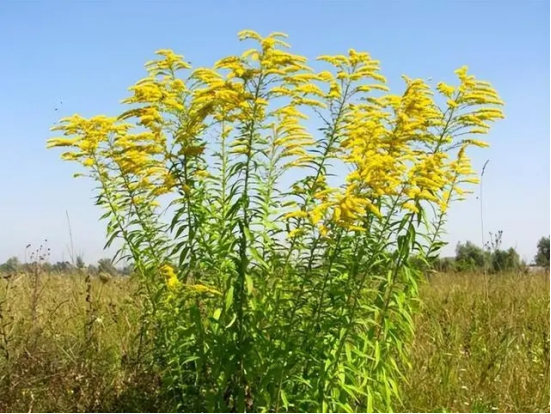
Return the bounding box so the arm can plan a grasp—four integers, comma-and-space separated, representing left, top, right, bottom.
0, 270, 548, 413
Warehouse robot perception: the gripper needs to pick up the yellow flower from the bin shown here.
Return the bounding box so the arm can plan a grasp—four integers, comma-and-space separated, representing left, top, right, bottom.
284, 210, 308, 220
160, 264, 180, 290
447, 99, 458, 109
46, 137, 79, 148
237, 29, 263, 42
195, 170, 210, 178
287, 228, 304, 239
188, 284, 222, 296
437, 82, 455, 97
318, 224, 329, 237
166, 275, 180, 290
181, 145, 206, 157
463, 139, 489, 148
402, 202, 419, 214
309, 205, 326, 225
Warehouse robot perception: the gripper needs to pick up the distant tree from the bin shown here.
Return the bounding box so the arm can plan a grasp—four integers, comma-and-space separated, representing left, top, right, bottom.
119, 263, 134, 276
51, 261, 74, 273
455, 241, 487, 271
75, 255, 86, 270
432, 257, 456, 273
0, 256, 21, 273
42, 262, 54, 273
98, 258, 118, 276
534, 236, 550, 268
87, 264, 99, 275
491, 247, 521, 273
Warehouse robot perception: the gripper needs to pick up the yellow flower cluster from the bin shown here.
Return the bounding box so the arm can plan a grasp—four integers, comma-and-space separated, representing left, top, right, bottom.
273, 105, 314, 168
443, 66, 505, 139
47, 30, 504, 245
159, 264, 221, 296
160, 264, 180, 290
47, 115, 129, 158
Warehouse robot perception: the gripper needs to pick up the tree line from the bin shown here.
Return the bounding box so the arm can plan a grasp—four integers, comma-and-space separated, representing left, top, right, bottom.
431, 234, 549, 273
1, 235, 548, 276
0, 255, 133, 276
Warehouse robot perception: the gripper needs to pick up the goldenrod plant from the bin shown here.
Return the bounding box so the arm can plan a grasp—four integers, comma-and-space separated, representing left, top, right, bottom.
48, 30, 503, 412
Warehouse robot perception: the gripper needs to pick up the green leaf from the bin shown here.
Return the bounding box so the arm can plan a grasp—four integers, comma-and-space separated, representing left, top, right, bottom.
225, 286, 234, 311
374, 341, 380, 366
367, 391, 374, 413
280, 389, 289, 410
245, 274, 253, 295
226, 314, 237, 328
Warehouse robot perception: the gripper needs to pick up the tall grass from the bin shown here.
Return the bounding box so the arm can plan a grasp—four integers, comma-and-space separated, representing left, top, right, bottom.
0, 270, 547, 412
401, 271, 550, 413
0, 273, 161, 412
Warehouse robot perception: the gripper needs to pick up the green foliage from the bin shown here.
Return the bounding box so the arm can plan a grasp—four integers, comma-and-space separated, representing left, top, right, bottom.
490, 247, 521, 273
76, 255, 86, 270
432, 256, 456, 273
97, 258, 118, 276
534, 236, 550, 268
455, 241, 487, 271
0, 257, 21, 273
47, 31, 504, 412
453, 236, 522, 274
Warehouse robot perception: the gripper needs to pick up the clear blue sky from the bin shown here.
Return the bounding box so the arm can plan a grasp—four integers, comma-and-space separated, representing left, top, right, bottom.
1, 0, 549, 264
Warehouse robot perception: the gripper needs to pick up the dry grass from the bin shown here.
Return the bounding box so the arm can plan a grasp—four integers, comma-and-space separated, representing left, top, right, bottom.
400, 271, 550, 413
0, 273, 163, 412
0, 270, 548, 412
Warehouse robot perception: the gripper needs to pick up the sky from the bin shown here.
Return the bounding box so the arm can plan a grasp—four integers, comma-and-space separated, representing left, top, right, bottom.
0, 0, 549, 265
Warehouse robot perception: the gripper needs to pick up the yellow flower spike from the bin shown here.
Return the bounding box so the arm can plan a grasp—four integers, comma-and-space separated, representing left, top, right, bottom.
309, 206, 326, 225
241, 48, 260, 61
214, 56, 244, 71
316, 71, 333, 82
181, 184, 191, 195
402, 202, 420, 214
333, 206, 342, 222
181, 145, 206, 157
287, 228, 304, 239
461, 177, 480, 185
418, 190, 439, 202
60, 152, 81, 161
160, 264, 180, 290
46, 137, 80, 148
447, 99, 458, 109
366, 202, 382, 217
237, 29, 263, 42
317, 54, 349, 68
454, 65, 469, 80
166, 275, 180, 290
463, 139, 489, 148
261, 37, 276, 50
195, 170, 210, 178
437, 82, 455, 97
188, 284, 222, 296
284, 210, 308, 220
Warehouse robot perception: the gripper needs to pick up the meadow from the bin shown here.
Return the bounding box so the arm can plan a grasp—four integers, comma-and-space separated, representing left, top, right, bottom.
16, 29, 541, 412
0, 270, 548, 413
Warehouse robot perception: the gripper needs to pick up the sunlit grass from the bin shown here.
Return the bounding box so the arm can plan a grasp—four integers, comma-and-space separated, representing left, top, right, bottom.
1, 270, 547, 412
